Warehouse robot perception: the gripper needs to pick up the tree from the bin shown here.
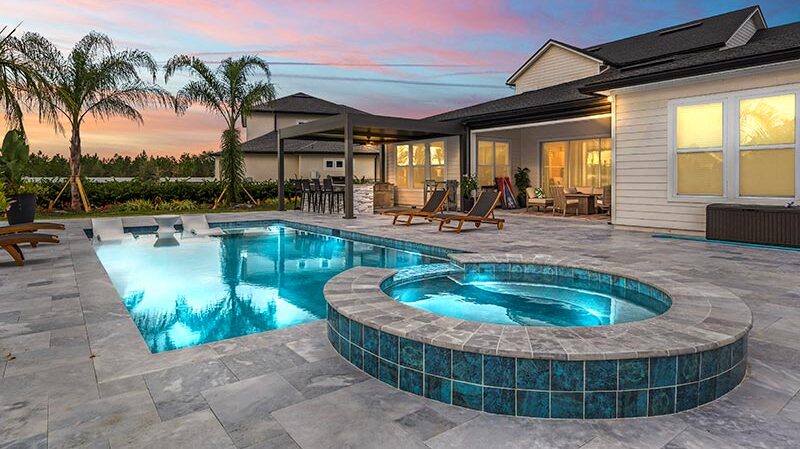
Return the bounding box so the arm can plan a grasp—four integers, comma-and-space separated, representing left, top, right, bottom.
164, 55, 275, 204
0, 25, 54, 133
19, 31, 174, 208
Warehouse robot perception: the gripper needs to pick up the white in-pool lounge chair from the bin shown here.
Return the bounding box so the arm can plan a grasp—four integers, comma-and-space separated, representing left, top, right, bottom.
91, 218, 135, 242
180, 214, 225, 236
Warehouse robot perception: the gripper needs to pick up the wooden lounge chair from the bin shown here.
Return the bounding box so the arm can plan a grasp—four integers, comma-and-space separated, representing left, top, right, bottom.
429, 190, 504, 233
0, 222, 64, 246
1, 233, 59, 266
551, 186, 579, 216
382, 190, 448, 225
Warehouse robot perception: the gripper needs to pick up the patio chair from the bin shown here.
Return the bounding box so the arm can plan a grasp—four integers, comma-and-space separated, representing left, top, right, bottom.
91, 218, 135, 242
525, 187, 553, 212
551, 186, 579, 216
322, 177, 344, 214
0, 222, 64, 247
179, 215, 225, 237
429, 190, 504, 233
382, 189, 448, 225
596, 184, 612, 215
1, 233, 60, 266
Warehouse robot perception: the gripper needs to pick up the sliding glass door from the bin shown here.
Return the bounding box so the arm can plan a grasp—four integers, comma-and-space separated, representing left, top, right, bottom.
541, 138, 611, 194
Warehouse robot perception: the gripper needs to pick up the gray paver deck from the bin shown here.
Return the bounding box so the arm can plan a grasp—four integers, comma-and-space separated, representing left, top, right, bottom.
1, 210, 799, 448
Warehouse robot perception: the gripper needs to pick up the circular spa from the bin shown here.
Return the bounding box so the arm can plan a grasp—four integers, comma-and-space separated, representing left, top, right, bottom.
324, 254, 752, 420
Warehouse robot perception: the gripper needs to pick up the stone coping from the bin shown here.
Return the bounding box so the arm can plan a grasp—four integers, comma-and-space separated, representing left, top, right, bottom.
323, 253, 753, 361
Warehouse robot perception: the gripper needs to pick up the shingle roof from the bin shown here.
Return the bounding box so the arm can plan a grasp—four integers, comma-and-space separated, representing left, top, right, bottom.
240, 130, 379, 155
583, 6, 762, 66
252, 92, 366, 114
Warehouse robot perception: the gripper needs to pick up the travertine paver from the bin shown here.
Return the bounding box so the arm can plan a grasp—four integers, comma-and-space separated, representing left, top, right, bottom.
0, 210, 799, 448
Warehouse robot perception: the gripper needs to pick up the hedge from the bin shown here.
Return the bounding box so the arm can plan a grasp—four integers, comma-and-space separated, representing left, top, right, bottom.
34, 179, 296, 209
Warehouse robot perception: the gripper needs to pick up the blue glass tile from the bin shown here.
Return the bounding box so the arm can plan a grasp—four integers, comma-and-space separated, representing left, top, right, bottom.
363, 351, 379, 378
453, 381, 482, 410
378, 359, 398, 387
452, 351, 482, 384
731, 360, 746, 386
649, 356, 677, 388
338, 315, 350, 340
715, 370, 731, 398
380, 332, 398, 363
698, 377, 716, 405
731, 338, 745, 364
551, 392, 584, 419
399, 338, 423, 371
700, 348, 720, 379
399, 368, 423, 395
585, 391, 616, 419
677, 353, 700, 384
349, 344, 363, 369
676, 383, 698, 412
484, 355, 515, 388
617, 390, 648, 418
424, 375, 452, 404
517, 359, 549, 390
364, 326, 379, 355
483, 387, 515, 415
585, 360, 617, 391
327, 325, 335, 346
718, 345, 732, 372
339, 335, 350, 359
551, 360, 584, 391
648, 387, 676, 416
424, 345, 452, 378
350, 321, 363, 347
619, 359, 648, 390
517, 390, 549, 418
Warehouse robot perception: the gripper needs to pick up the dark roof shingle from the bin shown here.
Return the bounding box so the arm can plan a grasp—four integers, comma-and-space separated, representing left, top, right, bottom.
253, 92, 365, 114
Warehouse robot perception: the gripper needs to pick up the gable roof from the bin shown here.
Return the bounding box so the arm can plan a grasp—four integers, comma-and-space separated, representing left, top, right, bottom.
252, 92, 366, 115
582, 6, 764, 66
506, 40, 605, 86
239, 130, 378, 155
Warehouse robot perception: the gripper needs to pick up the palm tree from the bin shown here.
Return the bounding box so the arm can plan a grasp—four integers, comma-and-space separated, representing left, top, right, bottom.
164, 55, 275, 204
0, 25, 54, 133
18, 31, 174, 209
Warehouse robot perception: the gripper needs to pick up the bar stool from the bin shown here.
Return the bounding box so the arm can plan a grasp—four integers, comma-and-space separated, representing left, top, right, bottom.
323, 177, 344, 213
311, 178, 322, 212
301, 179, 313, 212
292, 179, 304, 210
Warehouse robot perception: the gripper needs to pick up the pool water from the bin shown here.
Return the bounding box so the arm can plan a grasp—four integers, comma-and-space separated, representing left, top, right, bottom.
94, 224, 443, 352
386, 272, 667, 327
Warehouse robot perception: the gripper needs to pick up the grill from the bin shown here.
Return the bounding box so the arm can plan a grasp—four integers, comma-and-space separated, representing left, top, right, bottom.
706, 203, 800, 248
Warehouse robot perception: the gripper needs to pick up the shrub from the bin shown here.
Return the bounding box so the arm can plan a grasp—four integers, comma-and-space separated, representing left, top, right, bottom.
157, 199, 198, 211
115, 199, 155, 211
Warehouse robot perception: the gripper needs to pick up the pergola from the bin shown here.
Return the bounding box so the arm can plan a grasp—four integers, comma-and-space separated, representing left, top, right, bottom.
277, 112, 467, 218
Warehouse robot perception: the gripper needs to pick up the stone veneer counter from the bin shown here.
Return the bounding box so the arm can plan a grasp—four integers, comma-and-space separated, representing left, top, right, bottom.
324, 253, 752, 419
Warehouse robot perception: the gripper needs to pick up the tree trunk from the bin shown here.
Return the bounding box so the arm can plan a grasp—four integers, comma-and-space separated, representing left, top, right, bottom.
69, 124, 81, 210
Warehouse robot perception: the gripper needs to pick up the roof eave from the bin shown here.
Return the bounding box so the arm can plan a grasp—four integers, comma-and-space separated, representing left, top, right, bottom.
458, 97, 611, 129
506, 40, 606, 86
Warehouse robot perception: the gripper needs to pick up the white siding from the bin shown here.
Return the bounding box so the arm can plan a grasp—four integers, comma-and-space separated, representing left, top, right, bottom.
725, 16, 759, 49
613, 67, 800, 232
514, 46, 601, 94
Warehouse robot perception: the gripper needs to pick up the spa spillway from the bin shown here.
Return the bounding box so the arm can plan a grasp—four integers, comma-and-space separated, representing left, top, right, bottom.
324, 254, 751, 419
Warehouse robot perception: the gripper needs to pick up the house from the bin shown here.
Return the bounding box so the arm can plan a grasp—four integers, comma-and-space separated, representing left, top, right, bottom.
371, 4, 798, 233
213, 92, 380, 181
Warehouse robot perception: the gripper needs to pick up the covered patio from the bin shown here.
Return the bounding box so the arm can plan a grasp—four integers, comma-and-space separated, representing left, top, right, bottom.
276, 113, 467, 219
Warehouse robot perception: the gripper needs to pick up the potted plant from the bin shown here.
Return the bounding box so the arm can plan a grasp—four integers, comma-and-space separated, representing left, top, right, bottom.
460, 174, 478, 212
514, 167, 531, 208
1, 130, 35, 224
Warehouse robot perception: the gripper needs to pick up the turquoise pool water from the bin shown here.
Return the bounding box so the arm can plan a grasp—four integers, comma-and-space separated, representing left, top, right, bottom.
94, 224, 444, 352
386, 272, 667, 327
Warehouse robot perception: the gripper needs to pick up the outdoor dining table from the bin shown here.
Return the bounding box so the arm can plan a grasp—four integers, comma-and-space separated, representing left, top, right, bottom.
565, 193, 597, 215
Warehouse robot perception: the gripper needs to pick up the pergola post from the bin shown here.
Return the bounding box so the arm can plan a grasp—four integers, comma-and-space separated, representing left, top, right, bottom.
379, 144, 386, 182
277, 130, 285, 211
343, 113, 355, 219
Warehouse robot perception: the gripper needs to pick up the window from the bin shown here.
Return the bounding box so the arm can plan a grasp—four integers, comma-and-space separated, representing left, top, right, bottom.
395, 141, 446, 189
324, 159, 344, 169
670, 87, 799, 202
477, 140, 510, 187
540, 138, 611, 194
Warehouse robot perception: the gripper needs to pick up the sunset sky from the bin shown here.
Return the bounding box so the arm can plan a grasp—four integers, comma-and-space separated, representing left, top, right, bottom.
4, 0, 800, 157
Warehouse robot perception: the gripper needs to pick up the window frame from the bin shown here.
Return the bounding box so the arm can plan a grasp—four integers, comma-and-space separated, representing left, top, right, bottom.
323, 158, 344, 170
394, 139, 447, 190
538, 136, 612, 191
476, 138, 511, 187
667, 83, 800, 204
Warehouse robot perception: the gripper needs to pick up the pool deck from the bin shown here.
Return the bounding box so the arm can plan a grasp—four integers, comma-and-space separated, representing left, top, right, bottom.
1, 210, 799, 448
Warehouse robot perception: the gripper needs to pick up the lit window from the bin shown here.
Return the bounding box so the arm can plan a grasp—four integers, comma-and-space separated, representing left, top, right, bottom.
412, 144, 426, 189
477, 140, 510, 187
739, 149, 794, 197
429, 141, 445, 182
674, 102, 724, 196
395, 141, 446, 189
396, 145, 409, 188
740, 94, 795, 146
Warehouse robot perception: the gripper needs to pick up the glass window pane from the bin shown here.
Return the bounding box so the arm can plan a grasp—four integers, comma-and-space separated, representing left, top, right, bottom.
740, 94, 796, 146
430, 166, 445, 182
396, 145, 409, 166
677, 103, 723, 149
542, 142, 566, 194
495, 142, 509, 165
478, 141, 493, 165
396, 167, 409, 188
412, 144, 425, 166
412, 166, 425, 189
477, 166, 494, 187
494, 165, 509, 180
429, 142, 445, 165
739, 148, 795, 197
676, 151, 723, 196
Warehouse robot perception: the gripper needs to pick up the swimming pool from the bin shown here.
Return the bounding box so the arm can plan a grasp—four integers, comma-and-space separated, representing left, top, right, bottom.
93, 223, 445, 352
385, 270, 669, 327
